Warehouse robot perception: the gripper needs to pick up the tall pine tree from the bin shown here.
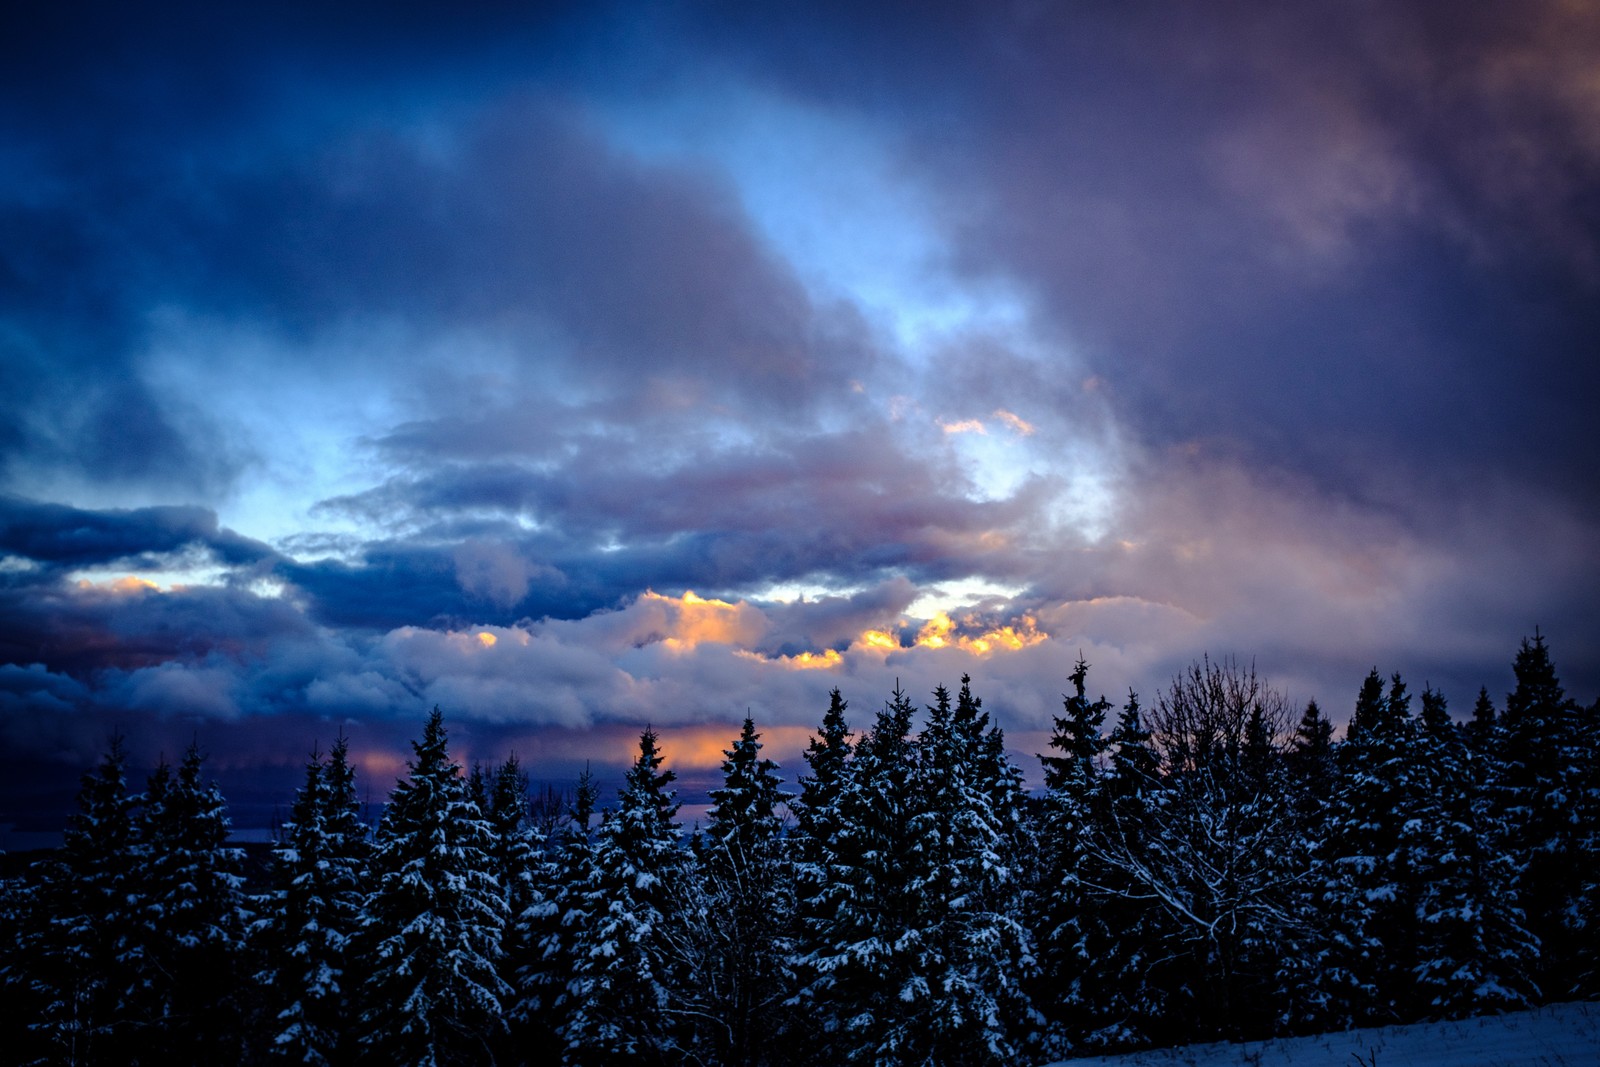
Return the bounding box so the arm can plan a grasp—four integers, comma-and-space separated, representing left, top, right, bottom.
561, 727, 686, 1064
1031, 656, 1110, 1053
689, 717, 793, 1066
25, 735, 143, 1065
790, 684, 921, 1064
129, 741, 248, 1064
355, 708, 509, 1066
1406, 686, 1539, 1018
508, 767, 597, 1051
256, 736, 370, 1064
1495, 632, 1594, 997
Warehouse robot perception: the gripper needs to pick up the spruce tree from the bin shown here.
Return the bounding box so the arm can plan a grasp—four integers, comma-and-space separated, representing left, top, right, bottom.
1285, 700, 1335, 826
258, 748, 341, 1064
488, 756, 539, 942
793, 688, 853, 862
1496, 632, 1594, 996
1406, 686, 1540, 1017
691, 716, 792, 1066
561, 727, 685, 1064
790, 684, 920, 1065
256, 736, 370, 1065
960, 675, 1033, 889
355, 708, 510, 1066
128, 741, 247, 1064
508, 768, 596, 1050
1089, 691, 1167, 1047
25, 735, 143, 1065
787, 688, 854, 1059
1467, 687, 1499, 753
1031, 656, 1110, 1053
892, 682, 1038, 1065
1317, 670, 1420, 1027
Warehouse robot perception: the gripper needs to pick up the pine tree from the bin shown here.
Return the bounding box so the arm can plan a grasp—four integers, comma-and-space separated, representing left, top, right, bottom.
127, 741, 248, 1064
1467, 687, 1499, 753
686, 716, 792, 1066
487, 756, 539, 940
561, 727, 685, 1064
1031, 656, 1111, 1053
1496, 632, 1594, 997
1406, 686, 1540, 1017
23, 735, 144, 1065
256, 736, 370, 1064
790, 684, 921, 1064
1317, 670, 1421, 1027
508, 768, 595, 1050
888, 682, 1038, 1065
355, 708, 510, 1066
1088, 690, 1167, 1047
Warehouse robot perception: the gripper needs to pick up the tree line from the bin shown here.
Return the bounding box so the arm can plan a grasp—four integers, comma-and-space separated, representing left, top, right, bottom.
1, 632, 1596, 1066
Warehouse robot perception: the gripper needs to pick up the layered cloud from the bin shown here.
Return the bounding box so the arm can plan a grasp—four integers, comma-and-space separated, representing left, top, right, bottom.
1, 2, 1596, 827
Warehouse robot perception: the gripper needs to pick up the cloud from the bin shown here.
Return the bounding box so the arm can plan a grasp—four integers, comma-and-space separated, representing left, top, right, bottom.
0, 3, 1595, 828
0, 496, 276, 573
994, 409, 1035, 436
452, 539, 554, 609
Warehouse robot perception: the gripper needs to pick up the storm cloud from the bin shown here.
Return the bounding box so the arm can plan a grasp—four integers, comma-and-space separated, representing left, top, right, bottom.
1, 1, 1596, 831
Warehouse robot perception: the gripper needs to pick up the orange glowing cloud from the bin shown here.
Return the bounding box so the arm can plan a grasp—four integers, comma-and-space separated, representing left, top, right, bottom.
640, 589, 767, 650
856, 628, 901, 651
736, 648, 844, 671
76, 575, 161, 595
958, 615, 1049, 654
993, 408, 1036, 436
475, 631, 497, 648
655, 723, 820, 771
848, 611, 1049, 657
876, 611, 1050, 656
939, 417, 987, 435
915, 611, 956, 649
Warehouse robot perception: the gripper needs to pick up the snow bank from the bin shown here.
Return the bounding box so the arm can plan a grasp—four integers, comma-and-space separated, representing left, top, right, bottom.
1044, 1001, 1600, 1067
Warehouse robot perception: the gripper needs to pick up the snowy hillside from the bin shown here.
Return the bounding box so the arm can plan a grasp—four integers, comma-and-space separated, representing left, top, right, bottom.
1044, 1002, 1600, 1067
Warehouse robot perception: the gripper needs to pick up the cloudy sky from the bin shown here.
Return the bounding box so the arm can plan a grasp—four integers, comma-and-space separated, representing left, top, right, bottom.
3, 1, 1597, 833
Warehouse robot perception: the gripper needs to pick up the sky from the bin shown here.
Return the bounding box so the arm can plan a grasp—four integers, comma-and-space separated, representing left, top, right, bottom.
3, 0, 1598, 837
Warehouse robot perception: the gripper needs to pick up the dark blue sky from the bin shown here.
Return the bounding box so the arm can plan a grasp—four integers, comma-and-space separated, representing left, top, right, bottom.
3, 0, 1597, 833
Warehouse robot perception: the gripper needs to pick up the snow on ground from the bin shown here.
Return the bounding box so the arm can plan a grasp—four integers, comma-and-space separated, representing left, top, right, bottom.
1043, 1001, 1600, 1067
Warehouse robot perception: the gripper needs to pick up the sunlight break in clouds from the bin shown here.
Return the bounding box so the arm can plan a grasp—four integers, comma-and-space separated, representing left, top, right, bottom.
0, 1, 1596, 840
638, 590, 768, 651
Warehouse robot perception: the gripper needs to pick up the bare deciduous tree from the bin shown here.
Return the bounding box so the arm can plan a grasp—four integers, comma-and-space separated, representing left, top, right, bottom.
1086, 656, 1304, 1039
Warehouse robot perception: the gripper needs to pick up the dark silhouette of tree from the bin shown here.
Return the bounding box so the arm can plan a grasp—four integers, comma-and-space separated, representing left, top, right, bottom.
1494, 632, 1596, 998
256, 735, 370, 1064
128, 742, 247, 1064
23, 735, 143, 1065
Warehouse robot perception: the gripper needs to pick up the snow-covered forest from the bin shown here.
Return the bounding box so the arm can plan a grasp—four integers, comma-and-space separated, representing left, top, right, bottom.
1, 633, 1596, 1066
